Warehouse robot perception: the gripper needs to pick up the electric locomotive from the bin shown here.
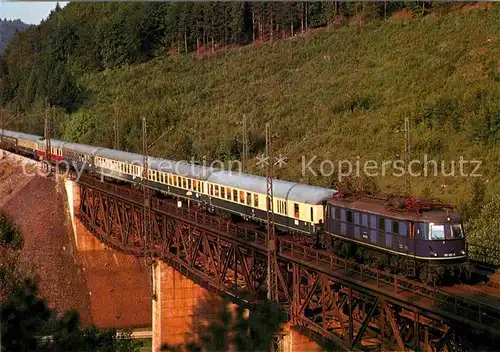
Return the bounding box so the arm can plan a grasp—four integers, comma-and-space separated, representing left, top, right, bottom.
320, 192, 469, 284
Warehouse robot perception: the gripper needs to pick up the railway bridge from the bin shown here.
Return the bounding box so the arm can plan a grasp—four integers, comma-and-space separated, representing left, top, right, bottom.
70, 175, 500, 351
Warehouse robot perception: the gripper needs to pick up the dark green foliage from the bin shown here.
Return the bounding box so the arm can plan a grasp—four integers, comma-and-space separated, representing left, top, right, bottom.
0, 279, 142, 352
0, 211, 23, 249
162, 297, 286, 352
459, 178, 486, 227
415, 98, 459, 130
471, 90, 500, 144
0, 1, 481, 111
1, 278, 52, 351
233, 300, 287, 352
332, 93, 374, 114
0, 19, 30, 53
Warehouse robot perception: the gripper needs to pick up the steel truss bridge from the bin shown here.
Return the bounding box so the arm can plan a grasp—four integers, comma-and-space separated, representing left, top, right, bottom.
78, 176, 500, 351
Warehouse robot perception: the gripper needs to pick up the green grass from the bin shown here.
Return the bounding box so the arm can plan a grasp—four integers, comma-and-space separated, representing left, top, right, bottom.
60, 5, 499, 205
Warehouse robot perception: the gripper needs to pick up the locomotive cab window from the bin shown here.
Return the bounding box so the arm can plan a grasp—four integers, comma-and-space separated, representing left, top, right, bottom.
451, 224, 463, 239
429, 224, 445, 240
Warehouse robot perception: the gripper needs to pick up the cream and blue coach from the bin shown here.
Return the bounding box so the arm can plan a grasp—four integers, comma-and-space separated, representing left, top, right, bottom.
1, 128, 335, 234
89, 147, 334, 234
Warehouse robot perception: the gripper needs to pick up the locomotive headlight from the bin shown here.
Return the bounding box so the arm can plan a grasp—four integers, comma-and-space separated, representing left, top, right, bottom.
429, 251, 438, 257
460, 249, 466, 255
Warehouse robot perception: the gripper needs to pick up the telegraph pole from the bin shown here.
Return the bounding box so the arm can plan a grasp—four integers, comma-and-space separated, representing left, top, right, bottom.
0, 109, 4, 157
44, 104, 52, 172
142, 116, 156, 300
265, 122, 278, 302
242, 114, 248, 172
404, 117, 411, 196
114, 105, 120, 150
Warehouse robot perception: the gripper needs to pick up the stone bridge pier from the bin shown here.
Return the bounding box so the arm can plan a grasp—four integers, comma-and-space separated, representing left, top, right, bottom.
64, 179, 151, 329
151, 260, 321, 352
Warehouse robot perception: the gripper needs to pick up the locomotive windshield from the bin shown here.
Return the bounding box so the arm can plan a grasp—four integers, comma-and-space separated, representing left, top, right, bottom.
429, 223, 463, 240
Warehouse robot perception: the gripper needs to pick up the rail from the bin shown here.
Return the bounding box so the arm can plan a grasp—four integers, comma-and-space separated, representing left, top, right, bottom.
77, 176, 500, 334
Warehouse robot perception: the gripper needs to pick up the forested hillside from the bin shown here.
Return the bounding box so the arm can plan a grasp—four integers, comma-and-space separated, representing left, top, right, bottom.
0, 2, 498, 210
0, 19, 29, 53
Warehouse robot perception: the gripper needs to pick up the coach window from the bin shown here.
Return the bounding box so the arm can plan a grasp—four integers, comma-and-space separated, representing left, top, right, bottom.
193, 180, 198, 192
239, 191, 245, 204
294, 203, 300, 218
169, 175, 173, 185
347, 211, 353, 223
254, 194, 259, 208
215, 185, 219, 197
378, 217, 386, 232
227, 188, 232, 200
233, 189, 238, 202
392, 221, 400, 235
335, 208, 341, 220
221, 187, 225, 199
210, 184, 214, 196
188, 179, 192, 189
245, 192, 251, 206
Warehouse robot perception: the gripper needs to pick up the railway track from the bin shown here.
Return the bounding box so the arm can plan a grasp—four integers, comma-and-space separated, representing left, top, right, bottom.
77, 175, 500, 337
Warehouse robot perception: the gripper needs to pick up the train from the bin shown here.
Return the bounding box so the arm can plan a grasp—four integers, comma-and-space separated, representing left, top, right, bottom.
0, 129, 469, 283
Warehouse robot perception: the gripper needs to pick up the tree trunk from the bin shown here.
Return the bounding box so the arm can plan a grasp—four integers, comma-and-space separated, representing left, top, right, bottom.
259, 15, 263, 42
301, 3, 304, 33
252, 11, 255, 42
291, 22, 294, 37
196, 36, 200, 55
184, 27, 188, 54
305, 2, 308, 30
212, 37, 215, 53
384, 1, 387, 20
270, 4, 273, 42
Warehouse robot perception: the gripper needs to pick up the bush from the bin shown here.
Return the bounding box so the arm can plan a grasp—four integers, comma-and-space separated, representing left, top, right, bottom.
467, 194, 500, 264
0, 211, 23, 250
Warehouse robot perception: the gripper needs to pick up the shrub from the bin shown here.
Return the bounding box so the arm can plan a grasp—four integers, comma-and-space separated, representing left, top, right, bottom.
0, 211, 23, 250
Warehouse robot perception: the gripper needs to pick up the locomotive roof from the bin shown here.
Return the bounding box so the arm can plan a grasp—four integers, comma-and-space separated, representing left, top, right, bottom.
208, 170, 335, 204
327, 197, 461, 223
